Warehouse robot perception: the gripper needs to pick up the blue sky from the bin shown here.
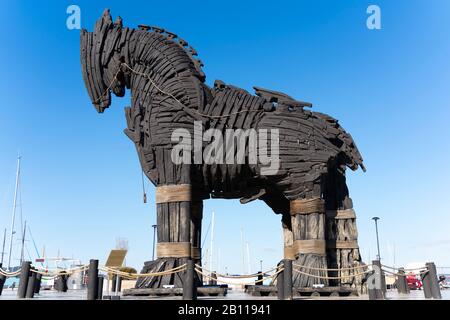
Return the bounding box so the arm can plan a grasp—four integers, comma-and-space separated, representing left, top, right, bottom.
0, 0, 449, 273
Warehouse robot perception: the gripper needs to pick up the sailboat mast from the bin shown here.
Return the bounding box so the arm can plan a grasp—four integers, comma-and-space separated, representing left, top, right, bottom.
209, 211, 215, 274
19, 220, 27, 265
1, 228, 6, 265
7, 155, 21, 270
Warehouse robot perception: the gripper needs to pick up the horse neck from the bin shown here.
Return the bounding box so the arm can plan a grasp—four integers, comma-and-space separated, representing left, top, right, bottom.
126, 30, 205, 109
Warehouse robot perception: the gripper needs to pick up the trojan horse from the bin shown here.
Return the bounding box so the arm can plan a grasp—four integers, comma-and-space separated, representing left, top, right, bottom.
80, 10, 365, 289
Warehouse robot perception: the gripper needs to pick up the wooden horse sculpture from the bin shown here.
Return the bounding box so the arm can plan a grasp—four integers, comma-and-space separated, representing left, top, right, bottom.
80, 10, 366, 288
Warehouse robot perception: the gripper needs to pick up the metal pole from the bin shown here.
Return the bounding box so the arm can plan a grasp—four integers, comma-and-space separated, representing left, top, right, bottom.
87, 259, 99, 300
372, 217, 381, 260
152, 224, 157, 261
7, 155, 21, 270
210, 211, 215, 276
283, 259, 293, 300
17, 260, 31, 298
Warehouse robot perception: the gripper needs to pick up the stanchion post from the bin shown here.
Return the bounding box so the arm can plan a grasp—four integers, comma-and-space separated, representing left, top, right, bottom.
17, 261, 31, 298
283, 259, 293, 300
276, 261, 284, 300
87, 259, 99, 300
368, 260, 385, 300
397, 267, 409, 294
0, 263, 6, 296
97, 276, 104, 300
116, 276, 122, 292
255, 271, 263, 285
34, 273, 42, 294
111, 274, 117, 293
183, 259, 197, 300
422, 262, 441, 299
25, 269, 37, 298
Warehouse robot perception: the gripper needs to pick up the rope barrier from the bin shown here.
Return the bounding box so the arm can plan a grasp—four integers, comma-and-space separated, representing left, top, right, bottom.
195, 267, 284, 286
31, 265, 89, 276
195, 264, 278, 279
381, 264, 427, 272
382, 268, 428, 277
99, 264, 187, 278
292, 263, 371, 272
292, 267, 372, 280
0, 269, 21, 277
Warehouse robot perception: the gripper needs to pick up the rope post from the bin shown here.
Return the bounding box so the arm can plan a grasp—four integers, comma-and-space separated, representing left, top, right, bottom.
397, 267, 409, 294
208, 272, 218, 285
25, 269, 37, 298
34, 273, 42, 294
116, 275, 122, 292
0, 274, 5, 296
276, 261, 285, 300
422, 262, 441, 299
87, 259, 99, 300
283, 259, 293, 300
183, 259, 197, 300
255, 271, 263, 285
111, 274, 117, 293
368, 260, 385, 300
97, 276, 104, 300
0, 263, 6, 296
17, 261, 31, 298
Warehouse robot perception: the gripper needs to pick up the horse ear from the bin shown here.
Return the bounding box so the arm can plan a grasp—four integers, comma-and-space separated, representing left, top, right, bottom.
101, 8, 113, 24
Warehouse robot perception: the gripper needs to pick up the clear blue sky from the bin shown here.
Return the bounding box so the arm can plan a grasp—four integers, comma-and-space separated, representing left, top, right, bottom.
0, 0, 449, 273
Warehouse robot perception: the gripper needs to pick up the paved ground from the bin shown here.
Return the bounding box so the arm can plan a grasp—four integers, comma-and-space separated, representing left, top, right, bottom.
1, 288, 449, 300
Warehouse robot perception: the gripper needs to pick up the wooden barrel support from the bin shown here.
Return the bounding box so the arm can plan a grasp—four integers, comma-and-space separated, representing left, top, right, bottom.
136, 153, 194, 289
281, 214, 295, 261
290, 198, 328, 287
323, 166, 363, 288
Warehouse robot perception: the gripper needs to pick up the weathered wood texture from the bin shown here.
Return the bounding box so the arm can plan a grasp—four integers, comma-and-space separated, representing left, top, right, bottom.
80, 10, 365, 289
324, 164, 363, 287
291, 197, 329, 287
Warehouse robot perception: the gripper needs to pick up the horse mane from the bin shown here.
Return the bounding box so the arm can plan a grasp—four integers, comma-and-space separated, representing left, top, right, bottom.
137, 24, 205, 81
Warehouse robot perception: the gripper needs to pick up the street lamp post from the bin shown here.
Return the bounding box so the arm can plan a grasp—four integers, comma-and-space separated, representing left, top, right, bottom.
372, 217, 381, 261
152, 224, 157, 261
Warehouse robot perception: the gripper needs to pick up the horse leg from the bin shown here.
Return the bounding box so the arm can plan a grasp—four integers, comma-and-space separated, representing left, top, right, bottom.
136, 148, 194, 289
290, 195, 329, 287
324, 166, 362, 288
